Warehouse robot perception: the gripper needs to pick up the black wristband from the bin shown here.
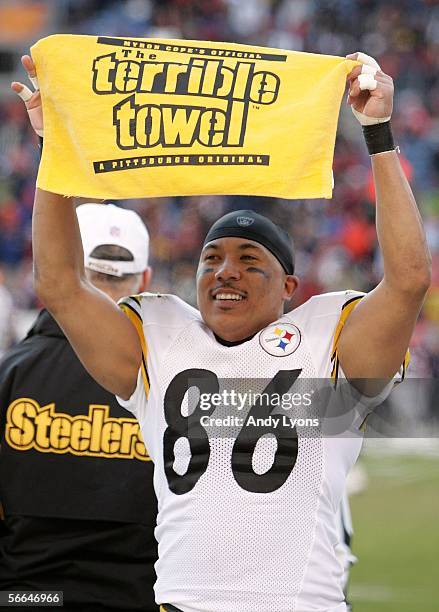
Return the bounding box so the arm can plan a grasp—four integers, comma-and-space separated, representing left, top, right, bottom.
38, 136, 43, 150
362, 121, 395, 155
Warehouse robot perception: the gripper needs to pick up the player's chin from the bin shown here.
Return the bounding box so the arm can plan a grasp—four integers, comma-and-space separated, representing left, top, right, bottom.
204, 300, 250, 329
208, 309, 254, 341
200, 297, 250, 329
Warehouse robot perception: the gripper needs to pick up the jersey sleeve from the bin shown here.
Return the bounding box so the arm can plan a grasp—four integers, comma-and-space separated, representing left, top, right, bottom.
291, 290, 409, 412
290, 290, 366, 379
329, 292, 409, 396
330, 292, 367, 383
116, 293, 200, 416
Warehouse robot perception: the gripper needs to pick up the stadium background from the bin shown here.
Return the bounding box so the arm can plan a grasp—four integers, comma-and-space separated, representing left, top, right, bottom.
0, 1, 437, 610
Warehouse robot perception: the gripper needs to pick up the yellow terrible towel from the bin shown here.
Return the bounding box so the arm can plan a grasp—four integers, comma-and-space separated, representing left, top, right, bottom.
32, 35, 358, 200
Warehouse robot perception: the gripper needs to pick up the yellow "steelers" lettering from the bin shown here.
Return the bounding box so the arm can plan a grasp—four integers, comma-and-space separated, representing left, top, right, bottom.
5, 398, 150, 461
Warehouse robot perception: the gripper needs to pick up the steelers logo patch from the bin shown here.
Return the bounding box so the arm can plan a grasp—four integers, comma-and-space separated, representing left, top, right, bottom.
259, 322, 301, 357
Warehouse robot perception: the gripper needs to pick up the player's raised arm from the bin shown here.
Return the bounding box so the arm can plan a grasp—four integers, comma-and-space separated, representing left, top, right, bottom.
337, 52, 431, 388
13, 56, 141, 399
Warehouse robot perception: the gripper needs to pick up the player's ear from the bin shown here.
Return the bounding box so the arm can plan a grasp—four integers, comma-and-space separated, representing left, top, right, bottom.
283, 274, 299, 300
139, 267, 152, 292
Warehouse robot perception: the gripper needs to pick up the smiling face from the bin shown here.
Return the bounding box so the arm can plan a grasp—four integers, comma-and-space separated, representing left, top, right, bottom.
196, 237, 298, 342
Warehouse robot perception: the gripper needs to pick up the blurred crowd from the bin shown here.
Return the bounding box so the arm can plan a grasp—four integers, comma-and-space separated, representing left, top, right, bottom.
0, 0, 438, 390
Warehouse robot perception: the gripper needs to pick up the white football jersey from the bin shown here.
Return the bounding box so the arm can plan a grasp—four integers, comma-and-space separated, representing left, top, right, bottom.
335, 492, 357, 595
118, 290, 399, 612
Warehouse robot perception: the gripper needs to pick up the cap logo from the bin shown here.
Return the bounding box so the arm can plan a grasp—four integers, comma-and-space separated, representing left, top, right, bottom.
110, 226, 121, 237
236, 216, 255, 227
87, 260, 123, 277
259, 322, 301, 357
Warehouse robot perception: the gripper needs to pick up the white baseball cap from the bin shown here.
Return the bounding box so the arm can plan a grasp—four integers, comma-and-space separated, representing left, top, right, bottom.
76, 203, 149, 277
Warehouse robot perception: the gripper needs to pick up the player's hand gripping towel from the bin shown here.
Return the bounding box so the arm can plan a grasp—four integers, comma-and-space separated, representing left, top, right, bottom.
32, 35, 358, 200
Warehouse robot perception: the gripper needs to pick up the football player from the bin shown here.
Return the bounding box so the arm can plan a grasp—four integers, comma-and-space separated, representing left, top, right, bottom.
13, 51, 430, 612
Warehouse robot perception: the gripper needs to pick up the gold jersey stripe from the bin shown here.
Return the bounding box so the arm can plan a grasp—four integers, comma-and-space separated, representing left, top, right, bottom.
331, 355, 339, 382
331, 295, 364, 361
330, 294, 411, 384
121, 296, 142, 319
119, 302, 150, 398
400, 348, 410, 382
120, 302, 150, 388
331, 296, 363, 385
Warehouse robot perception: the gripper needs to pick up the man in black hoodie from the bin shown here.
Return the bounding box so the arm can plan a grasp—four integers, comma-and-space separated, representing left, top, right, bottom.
0, 203, 158, 612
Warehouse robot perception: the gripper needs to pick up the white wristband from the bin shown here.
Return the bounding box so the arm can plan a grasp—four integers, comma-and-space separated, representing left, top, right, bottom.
352, 108, 391, 126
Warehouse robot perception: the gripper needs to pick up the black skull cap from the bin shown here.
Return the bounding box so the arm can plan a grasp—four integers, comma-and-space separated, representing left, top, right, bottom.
203, 210, 295, 274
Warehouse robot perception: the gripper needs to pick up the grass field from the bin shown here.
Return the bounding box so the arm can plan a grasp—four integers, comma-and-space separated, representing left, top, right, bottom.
349, 445, 439, 611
